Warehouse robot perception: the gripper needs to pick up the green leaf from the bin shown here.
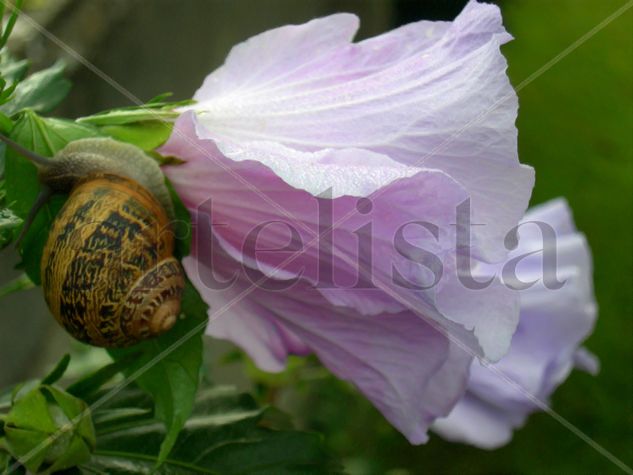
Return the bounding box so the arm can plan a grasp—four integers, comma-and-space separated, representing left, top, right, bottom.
41, 354, 71, 386
167, 179, 191, 260
3, 110, 100, 283
42, 386, 96, 448
0, 0, 23, 50
0, 450, 11, 474
75, 96, 191, 159
180, 278, 209, 319
88, 388, 153, 432
146, 92, 174, 104
0, 273, 33, 300
0, 112, 13, 134
0, 61, 71, 116
66, 352, 141, 402
92, 407, 151, 428
3, 384, 96, 474
80, 386, 340, 474
99, 120, 172, 151
76, 95, 192, 128
0, 53, 29, 85
4, 388, 56, 433
108, 280, 208, 466
1, 389, 54, 471
78, 108, 179, 126
0, 206, 21, 249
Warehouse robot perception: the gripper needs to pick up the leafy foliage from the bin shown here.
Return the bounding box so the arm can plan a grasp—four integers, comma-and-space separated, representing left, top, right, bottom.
0, 51, 71, 134
0, 273, 33, 300
0, 206, 21, 249
76, 96, 192, 152
0, 160, 22, 250
40, 354, 70, 386
98, 121, 172, 152
1, 355, 341, 474
80, 385, 340, 474
66, 353, 140, 402
108, 280, 208, 466
0, 452, 10, 475
0, 0, 23, 50
77, 107, 179, 126
0, 61, 71, 116
1, 383, 95, 474
0, 52, 28, 85
0, 49, 86, 257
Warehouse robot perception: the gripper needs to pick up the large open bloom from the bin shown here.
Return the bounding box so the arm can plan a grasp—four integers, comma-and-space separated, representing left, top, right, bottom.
162, 1, 538, 443
433, 199, 598, 448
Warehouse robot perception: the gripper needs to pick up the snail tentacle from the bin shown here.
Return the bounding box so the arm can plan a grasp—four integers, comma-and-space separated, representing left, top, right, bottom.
15, 185, 52, 247
0, 132, 54, 168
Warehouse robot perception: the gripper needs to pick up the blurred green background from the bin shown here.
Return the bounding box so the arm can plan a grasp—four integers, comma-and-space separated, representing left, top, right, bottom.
1, 0, 631, 473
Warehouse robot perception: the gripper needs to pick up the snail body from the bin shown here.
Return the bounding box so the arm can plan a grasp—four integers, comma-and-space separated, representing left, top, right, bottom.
1, 135, 185, 348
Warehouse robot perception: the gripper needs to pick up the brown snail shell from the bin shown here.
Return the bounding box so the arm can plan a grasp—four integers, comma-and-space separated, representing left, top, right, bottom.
0, 135, 186, 348
41, 174, 184, 347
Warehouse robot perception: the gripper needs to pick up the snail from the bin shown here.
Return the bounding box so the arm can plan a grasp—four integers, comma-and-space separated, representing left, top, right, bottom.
0, 133, 185, 348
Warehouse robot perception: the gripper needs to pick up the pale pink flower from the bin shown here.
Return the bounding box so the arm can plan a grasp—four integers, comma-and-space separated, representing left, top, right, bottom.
162, 1, 536, 443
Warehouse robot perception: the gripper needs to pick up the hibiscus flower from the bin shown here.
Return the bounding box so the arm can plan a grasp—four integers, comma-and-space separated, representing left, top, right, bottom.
161, 1, 540, 443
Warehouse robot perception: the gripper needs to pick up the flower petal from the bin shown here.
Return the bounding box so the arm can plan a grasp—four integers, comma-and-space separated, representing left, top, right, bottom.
190, 2, 509, 156
185, 231, 472, 444
432, 393, 522, 449
194, 13, 360, 101
433, 199, 598, 446
163, 111, 521, 360
436, 269, 520, 362
187, 0, 533, 262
